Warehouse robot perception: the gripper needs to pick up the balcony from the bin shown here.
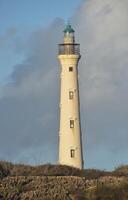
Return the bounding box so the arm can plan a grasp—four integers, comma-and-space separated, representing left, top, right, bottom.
58, 44, 80, 55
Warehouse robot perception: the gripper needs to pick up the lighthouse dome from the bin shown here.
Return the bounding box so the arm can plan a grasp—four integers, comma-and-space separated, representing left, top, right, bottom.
63, 24, 75, 33
63, 24, 75, 44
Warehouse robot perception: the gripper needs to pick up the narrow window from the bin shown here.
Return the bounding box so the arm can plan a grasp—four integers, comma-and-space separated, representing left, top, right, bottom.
70, 120, 74, 128
70, 149, 75, 158
69, 91, 74, 99
69, 67, 73, 72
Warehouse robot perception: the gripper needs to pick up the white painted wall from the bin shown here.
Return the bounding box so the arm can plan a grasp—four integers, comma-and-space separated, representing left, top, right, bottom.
58, 51, 83, 169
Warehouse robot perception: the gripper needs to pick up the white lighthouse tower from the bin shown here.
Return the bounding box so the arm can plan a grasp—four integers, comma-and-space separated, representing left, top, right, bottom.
58, 24, 84, 169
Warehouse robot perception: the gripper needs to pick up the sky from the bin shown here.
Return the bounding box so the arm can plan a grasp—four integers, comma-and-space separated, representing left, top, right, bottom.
0, 0, 128, 170
0, 0, 83, 83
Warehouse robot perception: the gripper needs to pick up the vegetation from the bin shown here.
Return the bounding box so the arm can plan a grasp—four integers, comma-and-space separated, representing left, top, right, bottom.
94, 183, 128, 200
0, 161, 111, 179
0, 161, 128, 199
114, 165, 128, 176
0, 161, 84, 178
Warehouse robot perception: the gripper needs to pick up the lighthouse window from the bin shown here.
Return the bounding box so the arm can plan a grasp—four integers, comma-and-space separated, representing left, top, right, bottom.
69, 67, 73, 72
69, 91, 74, 99
70, 149, 75, 158
70, 120, 74, 128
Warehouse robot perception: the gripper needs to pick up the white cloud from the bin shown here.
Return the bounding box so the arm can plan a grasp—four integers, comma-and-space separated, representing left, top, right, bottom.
74, 0, 128, 156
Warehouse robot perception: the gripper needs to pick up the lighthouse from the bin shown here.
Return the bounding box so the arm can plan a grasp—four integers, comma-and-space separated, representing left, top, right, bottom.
58, 24, 84, 169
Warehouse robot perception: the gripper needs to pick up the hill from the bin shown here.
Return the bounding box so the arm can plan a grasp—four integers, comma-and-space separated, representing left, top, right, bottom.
0, 161, 128, 200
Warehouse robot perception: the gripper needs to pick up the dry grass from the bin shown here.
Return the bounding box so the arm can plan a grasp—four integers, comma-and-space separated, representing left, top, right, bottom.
0, 161, 128, 200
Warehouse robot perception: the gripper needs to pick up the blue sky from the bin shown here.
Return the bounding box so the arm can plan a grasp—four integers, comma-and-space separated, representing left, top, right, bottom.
0, 0, 83, 84
0, 0, 83, 30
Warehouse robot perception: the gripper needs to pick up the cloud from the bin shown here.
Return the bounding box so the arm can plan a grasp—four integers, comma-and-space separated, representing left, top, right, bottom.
0, 27, 17, 46
73, 0, 128, 161
0, 18, 64, 164
0, 0, 128, 169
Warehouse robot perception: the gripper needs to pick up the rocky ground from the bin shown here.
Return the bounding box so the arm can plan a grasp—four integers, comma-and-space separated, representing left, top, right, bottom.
0, 175, 127, 200
0, 162, 128, 200
0, 176, 86, 200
